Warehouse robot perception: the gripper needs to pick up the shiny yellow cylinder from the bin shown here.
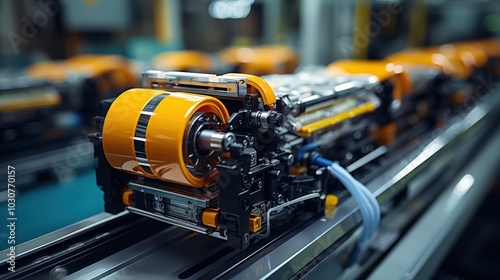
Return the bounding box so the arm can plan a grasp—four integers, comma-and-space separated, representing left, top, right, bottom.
103, 88, 166, 178
102, 88, 230, 187
146, 92, 229, 187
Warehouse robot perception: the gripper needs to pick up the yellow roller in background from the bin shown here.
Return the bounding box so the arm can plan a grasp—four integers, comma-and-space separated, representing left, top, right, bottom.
325, 60, 413, 100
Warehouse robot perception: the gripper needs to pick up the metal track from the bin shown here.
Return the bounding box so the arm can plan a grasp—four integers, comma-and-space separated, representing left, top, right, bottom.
0, 213, 166, 279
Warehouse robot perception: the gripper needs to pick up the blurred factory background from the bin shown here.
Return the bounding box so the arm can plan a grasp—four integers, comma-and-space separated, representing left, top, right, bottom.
0, 0, 499, 279
2, 0, 500, 67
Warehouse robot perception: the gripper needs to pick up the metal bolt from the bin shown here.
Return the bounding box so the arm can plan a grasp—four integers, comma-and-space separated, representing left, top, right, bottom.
353, 131, 362, 139
50, 266, 68, 280
277, 194, 284, 204
242, 199, 250, 211
345, 152, 353, 160
243, 233, 249, 243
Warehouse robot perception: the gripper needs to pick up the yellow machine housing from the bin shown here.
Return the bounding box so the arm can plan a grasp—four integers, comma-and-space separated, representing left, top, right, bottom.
325, 60, 413, 101
153, 50, 214, 72
386, 49, 470, 79
218, 45, 299, 75
27, 54, 138, 95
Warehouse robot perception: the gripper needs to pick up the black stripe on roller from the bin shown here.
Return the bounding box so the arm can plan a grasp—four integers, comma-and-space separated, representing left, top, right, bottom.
133, 93, 169, 175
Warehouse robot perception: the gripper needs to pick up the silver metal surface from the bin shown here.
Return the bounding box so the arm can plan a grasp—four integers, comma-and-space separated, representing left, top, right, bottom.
197, 130, 235, 152
128, 182, 210, 208
142, 70, 246, 98
66, 227, 227, 280
126, 206, 225, 240
0, 212, 115, 263
368, 125, 500, 280
263, 70, 379, 133
346, 145, 388, 173
127, 206, 207, 234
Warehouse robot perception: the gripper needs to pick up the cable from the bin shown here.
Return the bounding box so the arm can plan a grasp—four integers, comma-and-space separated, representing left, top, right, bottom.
322, 159, 375, 243
255, 192, 321, 239
329, 161, 379, 239
314, 157, 381, 264
296, 141, 322, 163
329, 162, 379, 264
357, 180, 380, 232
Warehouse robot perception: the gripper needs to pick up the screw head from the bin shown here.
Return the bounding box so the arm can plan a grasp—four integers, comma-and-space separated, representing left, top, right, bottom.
242, 199, 250, 211
50, 266, 68, 280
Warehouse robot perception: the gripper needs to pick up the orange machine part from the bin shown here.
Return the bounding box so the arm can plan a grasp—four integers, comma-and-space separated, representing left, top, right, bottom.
202, 208, 220, 228
102, 88, 230, 187
386, 49, 471, 79
0, 88, 62, 113
458, 38, 500, 58
248, 214, 262, 233
455, 39, 500, 76
153, 50, 214, 72
372, 123, 397, 146
325, 60, 412, 100
122, 189, 134, 206
424, 44, 488, 73
218, 45, 298, 75
223, 73, 277, 109
26, 61, 68, 82
66, 55, 139, 91
26, 54, 138, 90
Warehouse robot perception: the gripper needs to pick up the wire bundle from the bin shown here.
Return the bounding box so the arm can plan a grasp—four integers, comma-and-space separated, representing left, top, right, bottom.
255, 192, 321, 239
314, 157, 381, 264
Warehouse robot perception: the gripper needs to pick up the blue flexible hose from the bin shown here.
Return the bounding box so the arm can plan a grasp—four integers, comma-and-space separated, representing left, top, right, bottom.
315, 157, 374, 243
314, 157, 382, 265
296, 141, 322, 163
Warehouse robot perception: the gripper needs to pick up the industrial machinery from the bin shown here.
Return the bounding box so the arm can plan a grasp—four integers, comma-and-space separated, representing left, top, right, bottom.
91, 54, 450, 250
2, 39, 500, 280
0, 75, 65, 155
91, 69, 390, 248
26, 54, 138, 124
90, 38, 500, 254
0, 55, 139, 187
